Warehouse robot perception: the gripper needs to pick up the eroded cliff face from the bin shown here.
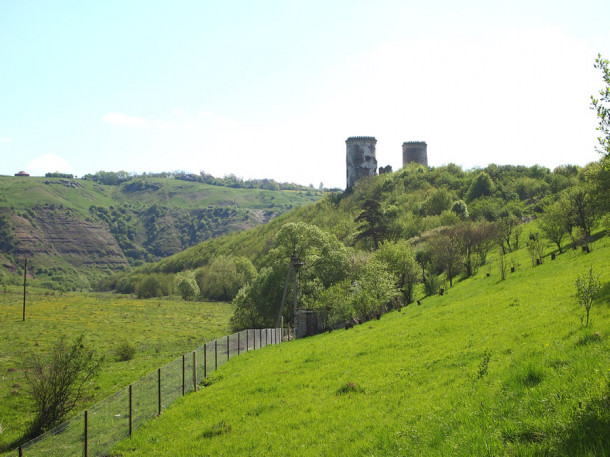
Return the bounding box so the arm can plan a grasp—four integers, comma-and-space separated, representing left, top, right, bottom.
11, 207, 128, 267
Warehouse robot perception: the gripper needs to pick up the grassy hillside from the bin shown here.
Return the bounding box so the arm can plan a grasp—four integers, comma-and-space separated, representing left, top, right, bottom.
111, 232, 609, 456
0, 289, 234, 452
0, 176, 321, 291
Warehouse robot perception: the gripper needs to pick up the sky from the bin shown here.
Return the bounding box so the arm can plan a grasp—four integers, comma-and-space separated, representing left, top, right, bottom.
1, 0, 609, 189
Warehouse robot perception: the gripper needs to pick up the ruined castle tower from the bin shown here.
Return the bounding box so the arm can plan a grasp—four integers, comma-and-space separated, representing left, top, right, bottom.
346, 136, 377, 190
402, 141, 428, 167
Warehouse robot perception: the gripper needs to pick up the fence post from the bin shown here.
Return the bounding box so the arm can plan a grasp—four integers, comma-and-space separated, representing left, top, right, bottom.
227, 335, 230, 361
129, 384, 133, 437
254, 330, 256, 350
281, 317, 284, 342
238, 332, 241, 356
182, 354, 185, 396
215, 340, 218, 370
259, 329, 262, 348
19, 446, 22, 456
203, 344, 207, 379
193, 351, 197, 392
84, 410, 88, 457
158, 368, 162, 416
246, 330, 249, 351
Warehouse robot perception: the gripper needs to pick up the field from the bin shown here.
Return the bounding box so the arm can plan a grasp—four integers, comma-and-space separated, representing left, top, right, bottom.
0, 289, 234, 453
111, 234, 610, 456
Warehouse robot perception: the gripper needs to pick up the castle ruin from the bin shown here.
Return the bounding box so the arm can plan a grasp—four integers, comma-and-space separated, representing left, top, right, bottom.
402, 141, 428, 167
346, 137, 429, 189
346, 136, 378, 190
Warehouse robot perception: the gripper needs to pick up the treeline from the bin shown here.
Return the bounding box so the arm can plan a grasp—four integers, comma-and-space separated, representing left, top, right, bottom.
81, 169, 325, 193
110, 160, 610, 332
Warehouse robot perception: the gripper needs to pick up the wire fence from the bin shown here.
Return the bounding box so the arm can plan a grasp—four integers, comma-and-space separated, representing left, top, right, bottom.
17, 328, 285, 457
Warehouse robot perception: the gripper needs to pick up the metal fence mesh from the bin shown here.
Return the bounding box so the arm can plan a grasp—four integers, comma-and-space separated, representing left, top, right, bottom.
18, 328, 282, 456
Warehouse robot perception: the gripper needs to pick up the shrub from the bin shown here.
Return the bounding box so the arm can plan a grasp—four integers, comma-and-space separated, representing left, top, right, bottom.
115, 341, 137, 361
177, 277, 200, 301
23, 335, 104, 438
575, 266, 601, 326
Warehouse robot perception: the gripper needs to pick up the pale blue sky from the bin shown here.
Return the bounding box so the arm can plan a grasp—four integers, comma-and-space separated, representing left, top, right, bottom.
1, 0, 609, 188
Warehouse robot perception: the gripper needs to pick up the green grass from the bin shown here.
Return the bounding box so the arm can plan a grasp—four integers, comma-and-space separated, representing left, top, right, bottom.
0, 289, 234, 452
111, 235, 609, 456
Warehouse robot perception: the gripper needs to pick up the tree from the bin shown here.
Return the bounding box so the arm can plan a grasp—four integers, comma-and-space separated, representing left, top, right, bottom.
575, 266, 601, 326
591, 54, 610, 162
466, 172, 495, 202
23, 335, 104, 438
352, 259, 399, 319
526, 231, 545, 266
314, 280, 355, 327
355, 199, 387, 249
538, 202, 569, 253
231, 222, 351, 329
453, 221, 496, 277
429, 227, 462, 287
422, 189, 453, 216
374, 240, 420, 304
177, 276, 200, 301
560, 187, 597, 240
196, 256, 257, 301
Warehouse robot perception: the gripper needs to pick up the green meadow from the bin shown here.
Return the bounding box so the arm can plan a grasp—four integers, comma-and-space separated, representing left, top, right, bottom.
111, 234, 609, 456
0, 290, 234, 453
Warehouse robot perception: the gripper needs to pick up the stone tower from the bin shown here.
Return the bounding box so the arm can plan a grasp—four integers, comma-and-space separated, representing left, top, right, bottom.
346, 136, 377, 190
402, 141, 428, 167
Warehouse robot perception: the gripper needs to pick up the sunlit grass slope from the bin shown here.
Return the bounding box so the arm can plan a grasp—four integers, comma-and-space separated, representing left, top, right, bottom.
0, 290, 234, 452
113, 235, 609, 456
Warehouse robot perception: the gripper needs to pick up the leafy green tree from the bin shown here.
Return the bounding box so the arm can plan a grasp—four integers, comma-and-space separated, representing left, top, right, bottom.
560, 187, 597, 239
538, 202, 569, 253
355, 199, 387, 249
352, 259, 399, 319
466, 172, 495, 202
374, 240, 420, 304
177, 275, 200, 301
196, 256, 256, 301
591, 54, 610, 162
422, 189, 453, 216
230, 267, 281, 329
575, 266, 601, 325
313, 280, 355, 327
231, 222, 351, 329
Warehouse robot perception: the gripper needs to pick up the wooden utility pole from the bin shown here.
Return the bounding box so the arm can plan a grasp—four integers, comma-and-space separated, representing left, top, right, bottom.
22, 258, 27, 321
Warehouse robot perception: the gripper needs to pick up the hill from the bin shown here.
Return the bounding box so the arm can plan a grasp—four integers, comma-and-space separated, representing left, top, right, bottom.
112, 231, 609, 456
108, 161, 608, 314
0, 175, 321, 291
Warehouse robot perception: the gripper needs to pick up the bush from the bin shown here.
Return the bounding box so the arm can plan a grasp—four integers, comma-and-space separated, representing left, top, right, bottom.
23, 335, 104, 438
177, 277, 200, 301
115, 341, 137, 361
